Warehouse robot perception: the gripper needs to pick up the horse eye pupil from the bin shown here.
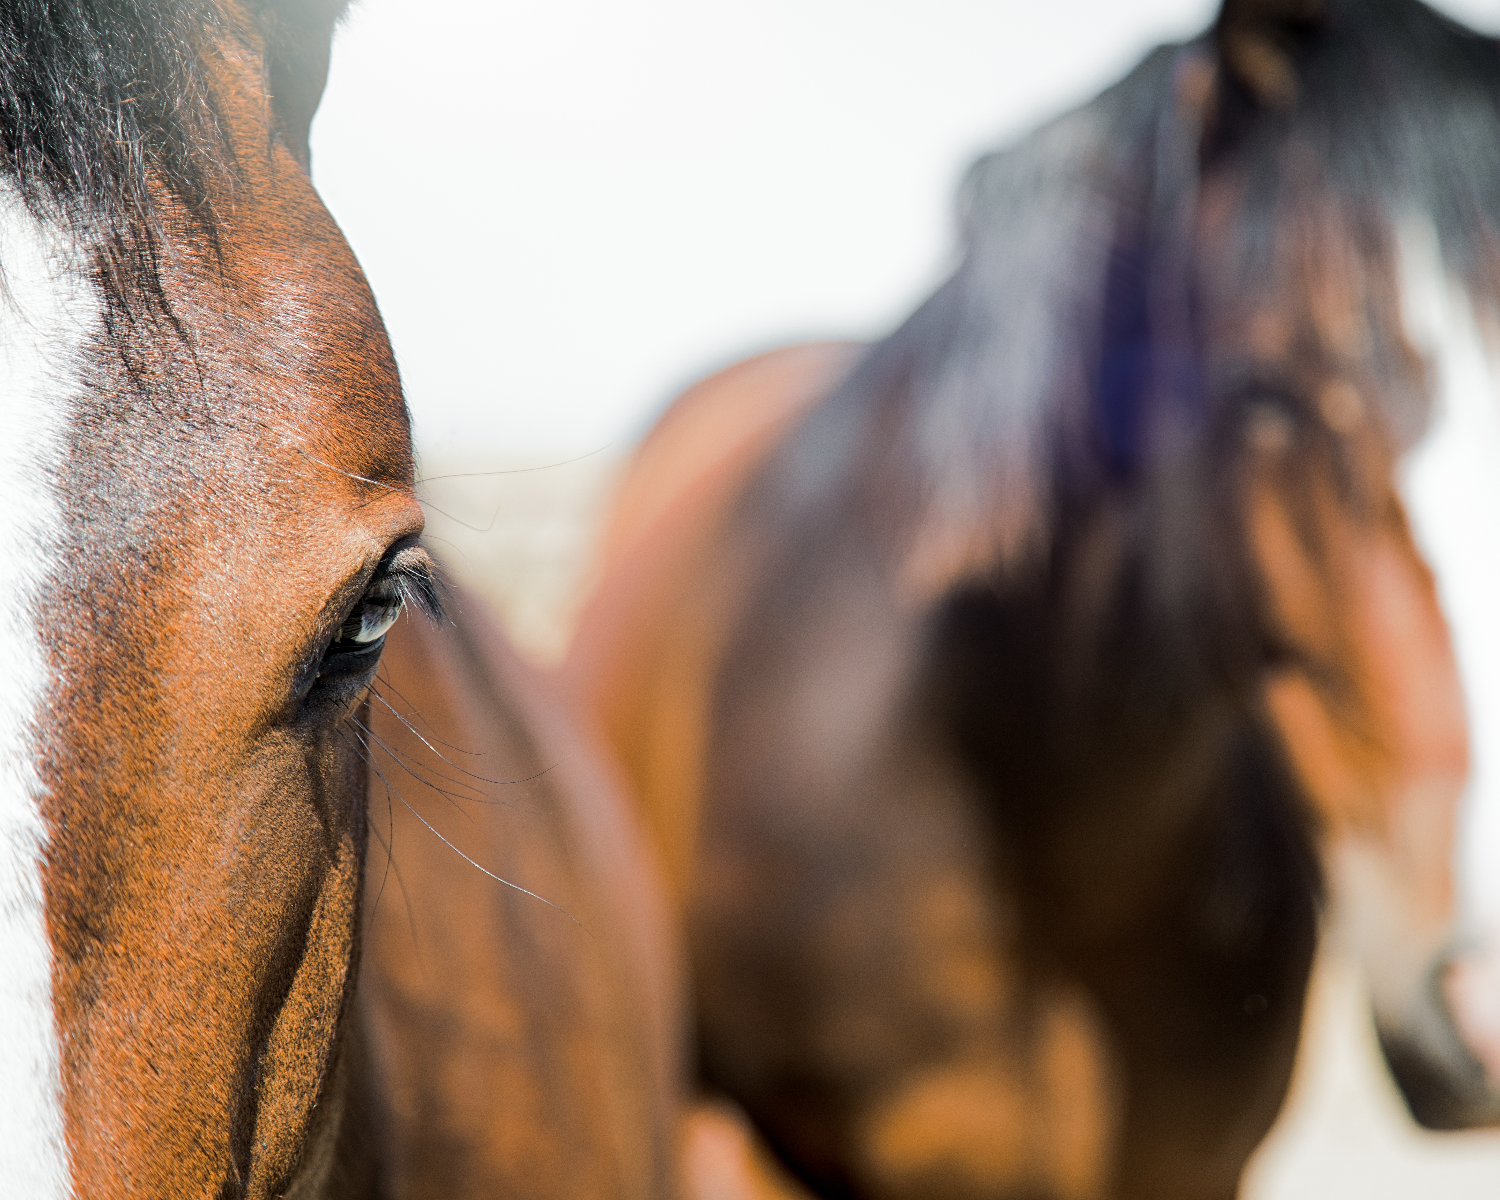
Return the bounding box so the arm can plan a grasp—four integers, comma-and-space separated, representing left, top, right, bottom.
331, 594, 403, 647
353, 601, 400, 643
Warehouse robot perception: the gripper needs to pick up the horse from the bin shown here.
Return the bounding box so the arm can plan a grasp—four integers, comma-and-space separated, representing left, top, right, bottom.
564, 1, 1500, 1196
0, 3, 758, 1195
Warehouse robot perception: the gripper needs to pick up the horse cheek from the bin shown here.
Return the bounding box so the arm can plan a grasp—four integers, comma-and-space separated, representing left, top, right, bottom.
229, 729, 367, 1200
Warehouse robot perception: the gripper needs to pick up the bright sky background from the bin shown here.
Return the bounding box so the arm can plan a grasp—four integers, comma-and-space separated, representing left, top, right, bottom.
311, 0, 1500, 460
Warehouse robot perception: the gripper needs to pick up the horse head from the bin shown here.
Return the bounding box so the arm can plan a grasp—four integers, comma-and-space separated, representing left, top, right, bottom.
916, 0, 1500, 1138
0, 2, 432, 1193
1198, 0, 1500, 1131
957, 0, 1500, 1135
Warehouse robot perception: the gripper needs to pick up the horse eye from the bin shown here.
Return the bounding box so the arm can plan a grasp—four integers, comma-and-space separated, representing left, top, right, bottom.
333, 584, 404, 646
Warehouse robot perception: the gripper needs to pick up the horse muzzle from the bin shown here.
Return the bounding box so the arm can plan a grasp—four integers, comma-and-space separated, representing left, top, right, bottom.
1376, 932, 1500, 1130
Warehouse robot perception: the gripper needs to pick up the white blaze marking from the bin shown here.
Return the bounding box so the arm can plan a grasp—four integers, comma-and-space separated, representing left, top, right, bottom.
0, 186, 89, 1197
1398, 222, 1500, 928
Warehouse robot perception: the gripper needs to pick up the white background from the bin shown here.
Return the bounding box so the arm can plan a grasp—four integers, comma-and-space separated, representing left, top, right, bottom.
311, 0, 1500, 459
311, 0, 1231, 458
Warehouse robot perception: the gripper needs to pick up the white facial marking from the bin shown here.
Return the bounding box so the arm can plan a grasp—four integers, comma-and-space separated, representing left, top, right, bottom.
0, 185, 90, 1197
1398, 221, 1500, 928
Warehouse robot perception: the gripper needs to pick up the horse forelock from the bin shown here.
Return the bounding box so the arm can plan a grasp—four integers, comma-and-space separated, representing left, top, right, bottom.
0, 183, 95, 1199
0, 0, 351, 315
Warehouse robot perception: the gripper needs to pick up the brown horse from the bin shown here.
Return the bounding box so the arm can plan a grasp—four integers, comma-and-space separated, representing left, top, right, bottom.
566, 2, 1500, 1197
345, 592, 687, 1198
0, 2, 775, 1195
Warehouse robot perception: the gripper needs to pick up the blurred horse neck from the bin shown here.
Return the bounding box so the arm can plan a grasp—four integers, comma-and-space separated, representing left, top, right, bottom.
564, 341, 862, 904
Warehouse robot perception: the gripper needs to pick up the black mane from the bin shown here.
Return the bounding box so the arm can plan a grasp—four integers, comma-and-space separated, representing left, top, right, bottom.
0, 0, 345, 304
866, 0, 1500, 584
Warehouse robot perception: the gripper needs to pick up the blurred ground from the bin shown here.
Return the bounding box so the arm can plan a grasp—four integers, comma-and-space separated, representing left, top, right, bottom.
1245, 945, 1500, 1198
422, 454, 1500, 1198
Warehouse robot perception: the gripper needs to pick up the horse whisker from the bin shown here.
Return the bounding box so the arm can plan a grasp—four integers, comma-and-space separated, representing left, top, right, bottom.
369, 686, 565, 787
370, 677, 485, 755
350, 718, 577, 930
343, 724, 429, 967
415, 443, 613, 485
352, 712, 551, 820
349, 715, 483, 824
390, 781, 588, 933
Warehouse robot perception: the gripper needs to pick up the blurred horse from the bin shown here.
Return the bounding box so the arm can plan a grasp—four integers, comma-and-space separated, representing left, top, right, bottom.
567, 1, 1500, 1197
0, 3, 714, 1196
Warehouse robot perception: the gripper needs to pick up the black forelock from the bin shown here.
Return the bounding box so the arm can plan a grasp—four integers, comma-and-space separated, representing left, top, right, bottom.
0, 0, 347, 311
1207, 0, 1500, 291
0, 1, 227, 289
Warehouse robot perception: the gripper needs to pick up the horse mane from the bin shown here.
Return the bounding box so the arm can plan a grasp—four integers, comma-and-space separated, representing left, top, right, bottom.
831, 0, 1500, 598
0, 0, 347, 307
727, 0, 1500, 956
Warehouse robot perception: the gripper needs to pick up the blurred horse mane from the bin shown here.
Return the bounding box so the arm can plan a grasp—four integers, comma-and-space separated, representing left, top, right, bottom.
846, 0, 1500, 593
